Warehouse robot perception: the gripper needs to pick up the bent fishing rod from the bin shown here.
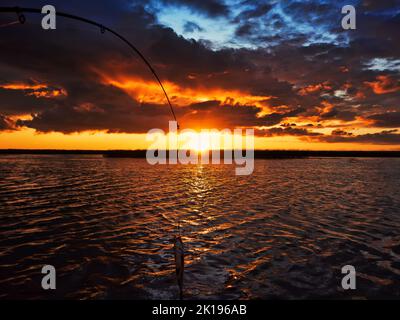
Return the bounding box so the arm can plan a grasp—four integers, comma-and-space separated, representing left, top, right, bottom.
0, 6, 179, 126
1, 5, 185, 298
1, 5, 183, 235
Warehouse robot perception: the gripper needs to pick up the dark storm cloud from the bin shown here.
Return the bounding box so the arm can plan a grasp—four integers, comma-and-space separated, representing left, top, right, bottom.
144, 28, 298, 102
261, 107, 305, 126
319, 107, 357, 122
284, 1, 333, 26
233, 1, 341, 46
0, 2, 175, 133
235, 23, 255, 37
147, 28, 249, 74
181, 100, 303, 129
0, 87, 56, 116
16, 97, 289, 133
16, 83, 173, 134
16, 101, 172, 134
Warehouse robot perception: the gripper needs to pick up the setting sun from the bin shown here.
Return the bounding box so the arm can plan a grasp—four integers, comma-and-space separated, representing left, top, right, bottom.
146, 124, 254, 152
180, 132, 220, 152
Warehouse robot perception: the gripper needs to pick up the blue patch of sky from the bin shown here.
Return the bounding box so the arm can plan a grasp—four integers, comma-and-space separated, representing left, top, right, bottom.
146, 0, 376, 49
145, 0, 241, 49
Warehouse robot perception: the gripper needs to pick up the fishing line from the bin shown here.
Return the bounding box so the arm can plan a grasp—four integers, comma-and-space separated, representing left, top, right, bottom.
0, 20, 20, 28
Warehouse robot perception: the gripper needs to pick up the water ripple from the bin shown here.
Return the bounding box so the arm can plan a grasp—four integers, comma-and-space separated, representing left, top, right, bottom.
0, 155, 400, 299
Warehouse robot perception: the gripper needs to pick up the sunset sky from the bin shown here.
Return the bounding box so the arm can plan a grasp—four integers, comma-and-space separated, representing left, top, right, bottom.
0, 0, 399, 150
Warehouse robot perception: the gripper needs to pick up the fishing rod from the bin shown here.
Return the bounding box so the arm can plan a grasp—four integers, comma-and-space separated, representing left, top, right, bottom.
0, 5, 185, 298
0, 6, 179, 125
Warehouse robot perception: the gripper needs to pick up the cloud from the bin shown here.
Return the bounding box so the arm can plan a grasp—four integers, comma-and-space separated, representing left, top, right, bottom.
234, 3, 273, 21
319, 107, 357, 122
367, 112, 400, 128
15, 83, 172, 133
0, 114, 15, 131
298, 82, 332, 96
258, 126, 322, 137
331, 129, 353, 136
261, 107, 305, 126
183, 21, 204, 33
159, 0, 229, 17
0, 86, 56, 116
364, 75, 400, 94
182, 101, 304, 130
313, 130, 400, 145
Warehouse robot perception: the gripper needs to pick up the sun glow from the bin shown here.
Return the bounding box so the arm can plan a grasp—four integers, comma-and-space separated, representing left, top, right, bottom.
183, 132, 219, 152
148, 127, 252, 152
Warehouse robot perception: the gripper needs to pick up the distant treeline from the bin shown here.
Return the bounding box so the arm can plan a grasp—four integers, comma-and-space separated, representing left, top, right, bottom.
1, 149, 400, 158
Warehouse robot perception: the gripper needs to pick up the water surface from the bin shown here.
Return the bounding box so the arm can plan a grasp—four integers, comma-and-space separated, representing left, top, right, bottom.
1, 155, 399, 299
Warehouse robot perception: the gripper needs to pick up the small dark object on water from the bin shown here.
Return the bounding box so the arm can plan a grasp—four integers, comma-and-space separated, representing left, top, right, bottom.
174, 235, 184, 299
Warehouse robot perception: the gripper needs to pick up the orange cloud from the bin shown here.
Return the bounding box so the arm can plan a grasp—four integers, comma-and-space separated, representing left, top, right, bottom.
96, 72, 271, 109
1, 82, 67, 98
364, 75, 400, 94
298, 81, 332, 96
318, 101, 334, 114
1, 83, 47, 90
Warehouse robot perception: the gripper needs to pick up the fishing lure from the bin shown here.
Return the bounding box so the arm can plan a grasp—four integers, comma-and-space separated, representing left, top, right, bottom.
174, 235, 184, 299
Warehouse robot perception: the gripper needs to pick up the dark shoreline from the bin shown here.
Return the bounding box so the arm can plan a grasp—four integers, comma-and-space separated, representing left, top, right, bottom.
0, 149, 400, 158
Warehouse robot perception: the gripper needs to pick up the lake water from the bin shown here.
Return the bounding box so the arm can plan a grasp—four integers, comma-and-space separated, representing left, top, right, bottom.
1, 155, 399, 299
